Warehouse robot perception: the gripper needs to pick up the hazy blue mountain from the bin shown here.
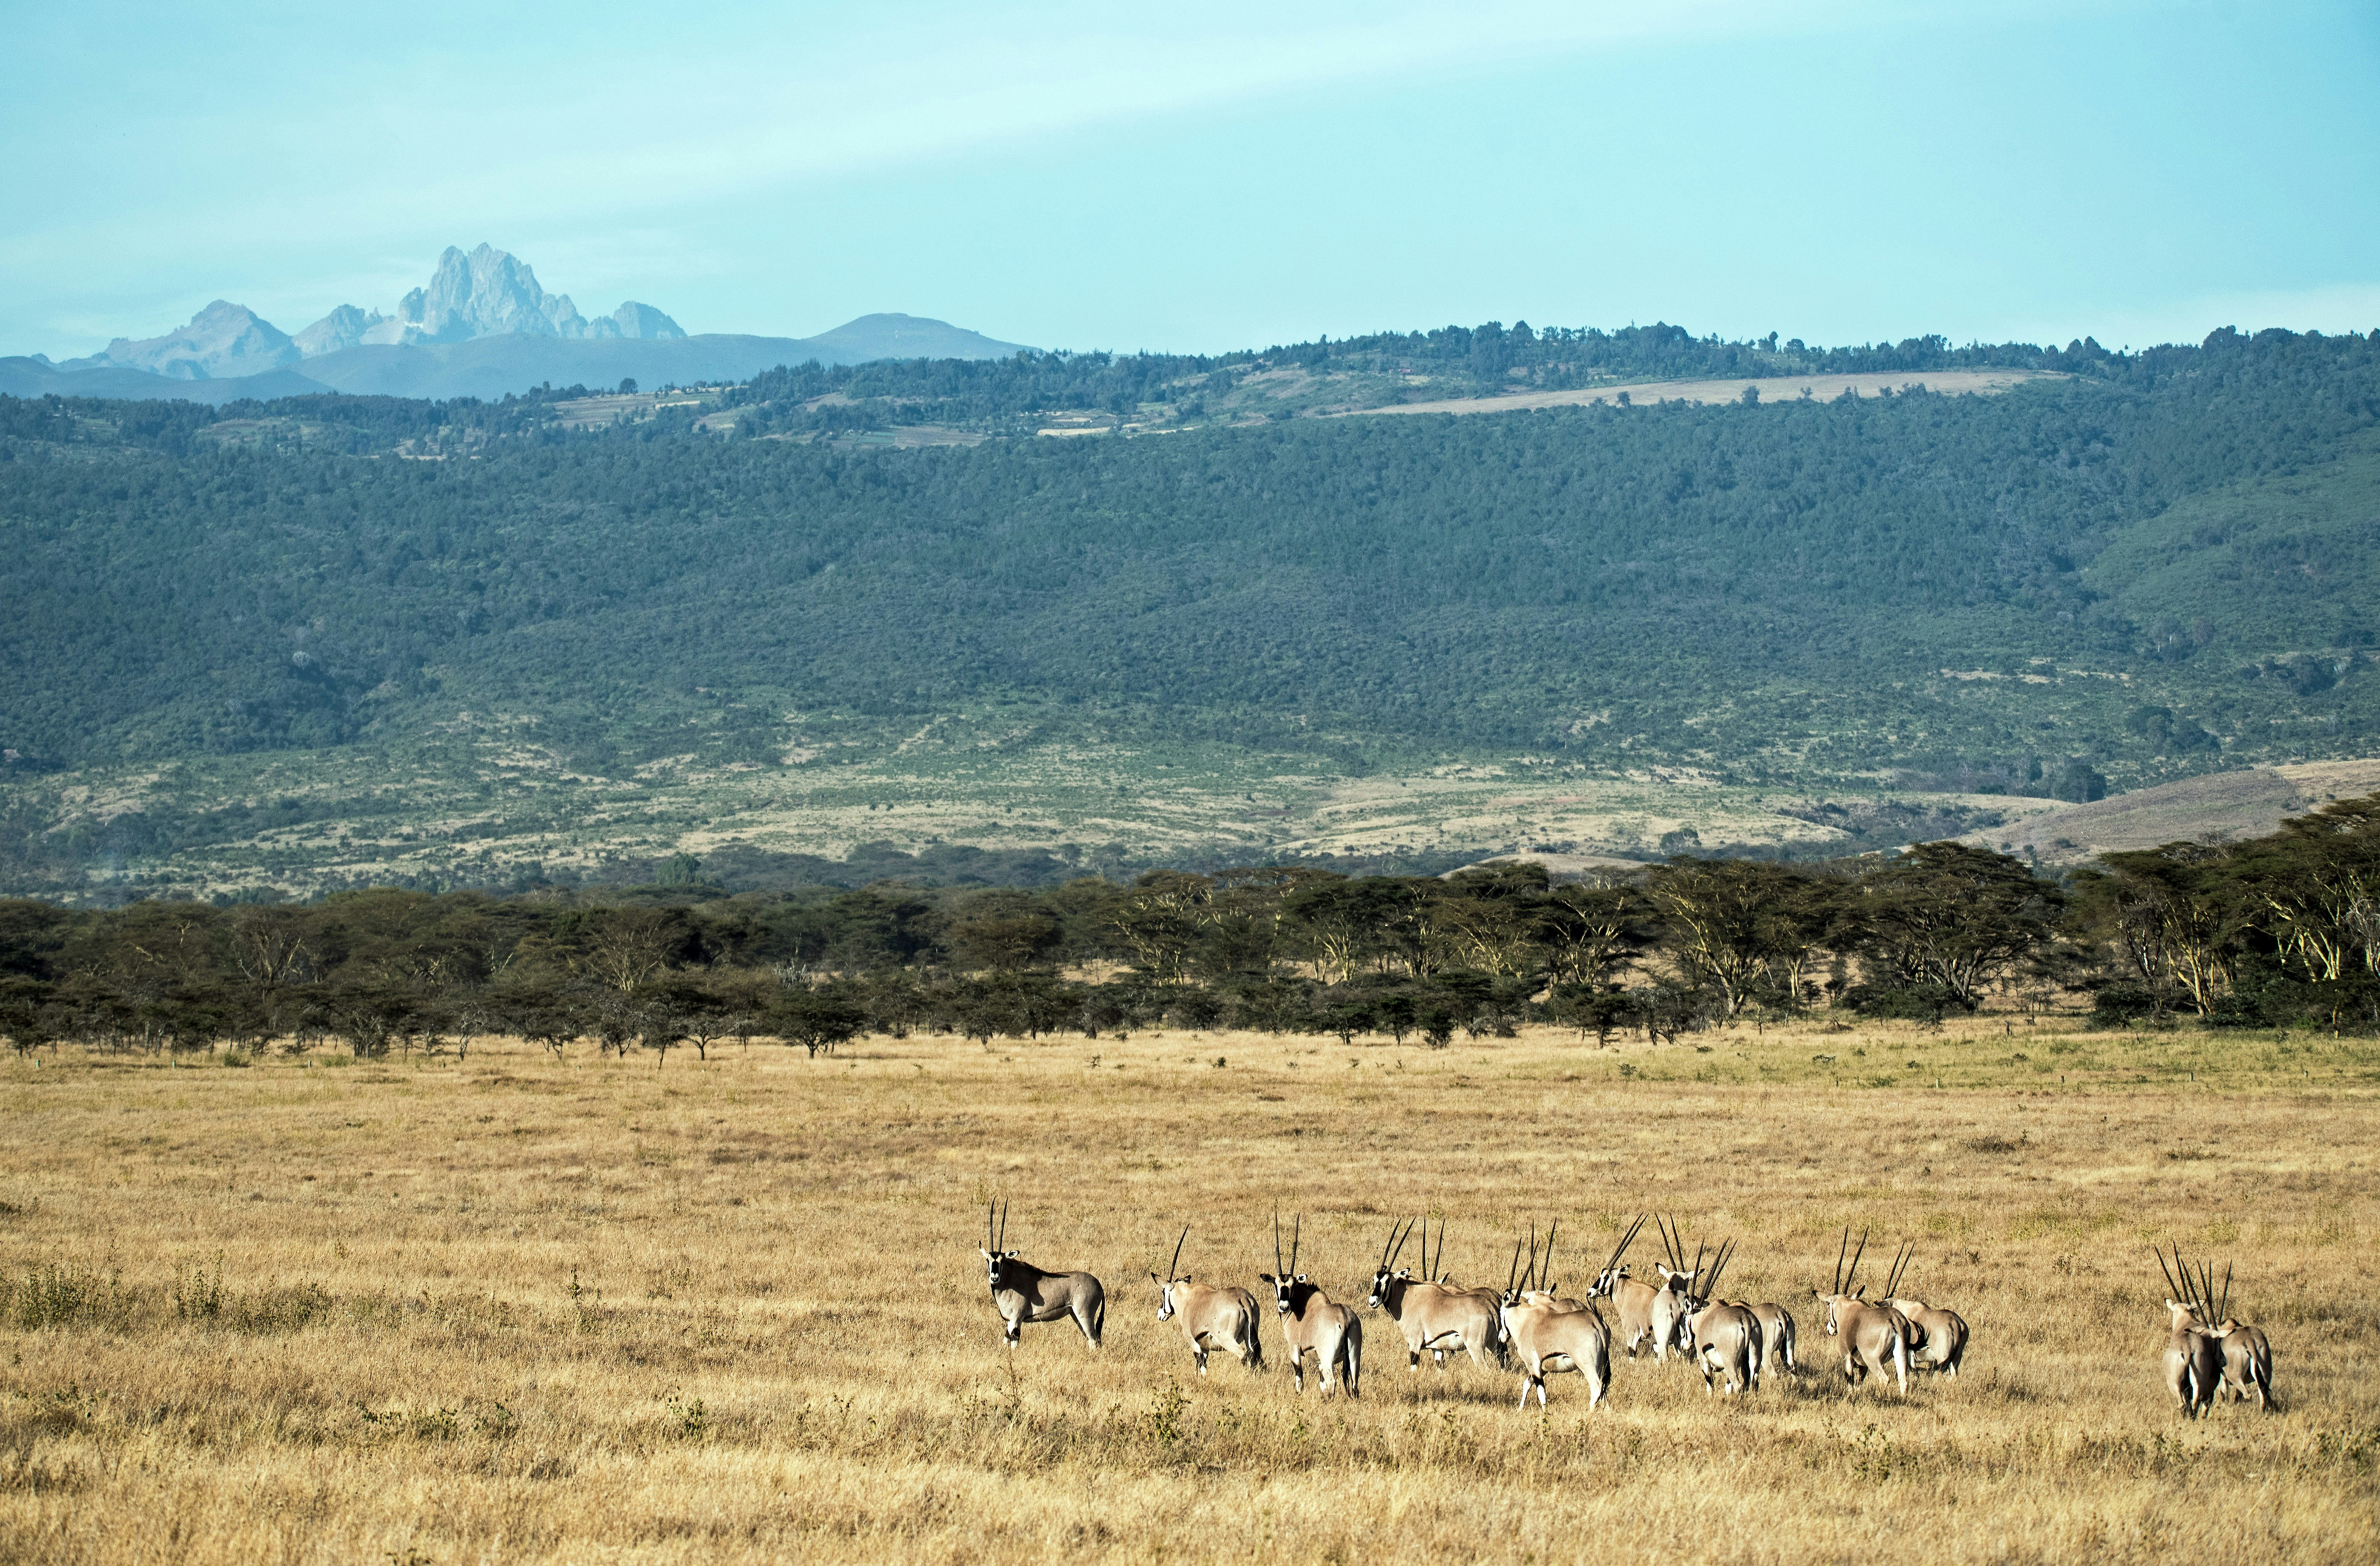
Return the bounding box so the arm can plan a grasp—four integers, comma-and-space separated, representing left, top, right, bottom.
0, 354, 330, 402
56, 300, 301, 380
607, 301, 685, 339
14, 318, 1030, 403
20, 241, 1027, 400
363, 243, 596, 346
806, 312, 1028, 362
292, 304, 387, 357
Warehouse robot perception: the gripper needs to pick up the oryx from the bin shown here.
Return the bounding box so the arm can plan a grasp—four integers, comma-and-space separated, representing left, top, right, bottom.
1813, 1227, 1911, 1396
1259, 1211, 1361, 1397
1498, 1222, 1611, 1411
1678, 1239, 1762, 1396
980, 1199, 1105, 1351
1747, 1299, 1797, 1377
2154, 1247, 2222, 1418
2159, 1246, 2270, 1413
1585, 1213, 1694, 1361
1150, 1224, 1265, 1375
2195, 1254, 2273, 1412
1366, 1215, 1504, 1373
1878, 1240, 1969, 1379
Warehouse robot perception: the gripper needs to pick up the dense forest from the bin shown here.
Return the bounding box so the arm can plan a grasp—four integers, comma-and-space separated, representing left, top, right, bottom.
3, 794, 2374, 1063
3, 324, 2375, 768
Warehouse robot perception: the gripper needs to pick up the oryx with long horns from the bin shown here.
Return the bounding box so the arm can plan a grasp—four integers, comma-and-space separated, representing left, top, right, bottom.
1498, 1222, 1611, 1411
1586, 1214, 1694, 1362
2153, 1245, 2222, 1418
1259, 1211, 1361, 1397
2205, 1270, 2273, 1413
980, 1199, 1106, 1351
1747, 1299, 1798, 1378
1367, 1215, 1505, 1373
1150, 1224, 1265, 1375
1878, 1240, 1969, 1379
1814, 1227, 1911, 1396
1678, 1238, 1762, 1396
2178, 1251, 2273, 1412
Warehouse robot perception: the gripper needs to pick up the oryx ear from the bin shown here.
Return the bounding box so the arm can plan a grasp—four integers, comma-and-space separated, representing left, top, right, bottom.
1296, 1273, 1308, 1283
1149, 1271, 1160, 1283
1259, 1273, 1275, 1284
1852, 1285, 1866, 1299
1182, 1274, 1192, 1283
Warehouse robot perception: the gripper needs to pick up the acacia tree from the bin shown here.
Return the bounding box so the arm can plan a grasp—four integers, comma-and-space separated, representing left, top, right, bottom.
1537, 881, 1655, 988
1640, 858, 1840, 1018
771, 990, 866, 1058
1853, 843, 2063, 1010
2068, 846, 2242, 1015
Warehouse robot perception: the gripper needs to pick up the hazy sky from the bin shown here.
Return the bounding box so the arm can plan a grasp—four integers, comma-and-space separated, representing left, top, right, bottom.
6, 0, 2376, 359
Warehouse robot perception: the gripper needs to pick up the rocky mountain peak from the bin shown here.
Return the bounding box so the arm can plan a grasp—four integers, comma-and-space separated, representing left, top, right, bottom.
58, 299, 299, 380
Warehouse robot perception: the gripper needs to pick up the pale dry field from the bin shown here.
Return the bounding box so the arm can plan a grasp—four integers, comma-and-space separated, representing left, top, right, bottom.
3, 1020, 2375, 1564
1345, 368, 2054, 418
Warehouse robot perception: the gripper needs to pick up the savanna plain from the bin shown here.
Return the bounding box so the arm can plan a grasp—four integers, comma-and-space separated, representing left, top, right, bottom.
3, 1020, 2375, 1564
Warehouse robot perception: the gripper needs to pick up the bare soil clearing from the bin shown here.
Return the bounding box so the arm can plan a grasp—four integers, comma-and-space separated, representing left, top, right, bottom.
3, 1021, 2373, 1563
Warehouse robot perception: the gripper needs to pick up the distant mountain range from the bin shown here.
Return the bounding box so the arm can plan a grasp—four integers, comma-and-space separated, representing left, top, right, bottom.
3, 243, 1031, 403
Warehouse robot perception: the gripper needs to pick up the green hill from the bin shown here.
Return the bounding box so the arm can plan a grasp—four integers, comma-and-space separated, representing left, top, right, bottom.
1, 321, 2375, 899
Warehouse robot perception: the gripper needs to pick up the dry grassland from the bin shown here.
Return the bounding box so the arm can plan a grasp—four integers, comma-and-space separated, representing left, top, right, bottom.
1968, 760, 2380, 864
4, 1021, 2376, 1564
1347, 368, 2055, 419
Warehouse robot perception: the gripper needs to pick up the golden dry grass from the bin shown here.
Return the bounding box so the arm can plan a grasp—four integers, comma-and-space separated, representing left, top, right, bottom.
4, 1019, 2376, 1564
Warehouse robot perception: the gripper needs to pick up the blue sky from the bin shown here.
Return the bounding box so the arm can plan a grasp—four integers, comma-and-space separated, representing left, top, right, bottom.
5, 0, 2375, 359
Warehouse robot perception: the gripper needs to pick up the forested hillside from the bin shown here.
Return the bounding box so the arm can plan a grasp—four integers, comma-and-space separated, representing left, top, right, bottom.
1, 321, 2376, 898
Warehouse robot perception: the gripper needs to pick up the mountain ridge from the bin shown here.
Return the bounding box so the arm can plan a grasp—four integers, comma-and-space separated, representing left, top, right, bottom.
23, 243, 1030, 398
1, 314, 1031, 404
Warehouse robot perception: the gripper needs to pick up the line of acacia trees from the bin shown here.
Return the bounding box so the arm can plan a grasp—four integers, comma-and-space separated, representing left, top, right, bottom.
1, 797, 2373, 1063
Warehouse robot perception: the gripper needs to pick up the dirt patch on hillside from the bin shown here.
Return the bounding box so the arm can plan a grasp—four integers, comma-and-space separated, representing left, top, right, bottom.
1346, 367, 2055, 419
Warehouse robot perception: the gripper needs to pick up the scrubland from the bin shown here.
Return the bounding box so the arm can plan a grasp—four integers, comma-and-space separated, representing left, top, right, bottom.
3, 1019, 2375, 1564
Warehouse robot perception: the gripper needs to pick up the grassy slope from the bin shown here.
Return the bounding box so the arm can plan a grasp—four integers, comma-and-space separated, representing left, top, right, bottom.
3, 1020, 2374, 1563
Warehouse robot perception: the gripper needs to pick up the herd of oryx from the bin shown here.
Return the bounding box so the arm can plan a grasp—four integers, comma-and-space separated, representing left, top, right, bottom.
980, 1204, 2277, 1417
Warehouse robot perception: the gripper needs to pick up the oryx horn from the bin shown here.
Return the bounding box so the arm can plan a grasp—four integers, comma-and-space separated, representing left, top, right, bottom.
1884, 1239, 1915, 1301
1842, 1226, 1870, 1294
1601, 1213, 1644, 1279
1290, 1212, 1302, 1276
1169, 1223, 1189, 1283
1703, 1238, 1735, 1300
1542, 1220, 1559, 1295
